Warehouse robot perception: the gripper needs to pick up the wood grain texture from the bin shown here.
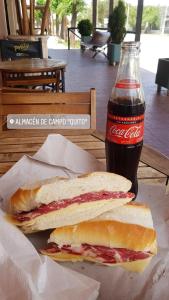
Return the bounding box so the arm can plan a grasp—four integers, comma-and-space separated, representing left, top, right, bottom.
30, 0, 35, 35
1, 92, 91, 104
2, 104, 91, 114
141, 145, 169, 177
0, 89, 96, 132
21, 0, 29, 35
41, 0, 51, 35
0, 129, 168, 187
92, 131, 169, 178
0, 59, 66, 73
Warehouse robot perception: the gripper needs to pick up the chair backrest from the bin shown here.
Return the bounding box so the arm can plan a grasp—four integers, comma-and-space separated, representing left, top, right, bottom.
90, 31, 111, 46
0, 89, 96, 133
0, 39, 43, 61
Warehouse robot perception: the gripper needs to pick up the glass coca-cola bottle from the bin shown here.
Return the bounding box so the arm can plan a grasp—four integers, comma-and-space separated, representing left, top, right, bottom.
105, 41, 145, 197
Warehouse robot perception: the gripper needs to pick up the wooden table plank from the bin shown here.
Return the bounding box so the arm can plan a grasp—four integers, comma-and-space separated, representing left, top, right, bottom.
98, 159, 147, 167
92, 131, 169, 178
88, 149, 106, 159
0, 162, 15, 173
0, 129, 95, 138
141, 145, 169, 177
0, 144, 41, 153
139, 178, 167, 185
0, 135, 98, 145
0, 141, 105, 154
0, 152, 34, 162
0, 130, 168, 190
137, 166, 166, 179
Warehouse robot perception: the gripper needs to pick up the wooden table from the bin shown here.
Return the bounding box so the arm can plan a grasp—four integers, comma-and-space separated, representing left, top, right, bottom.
0, 130, 168, 190
0, 58, 66, 92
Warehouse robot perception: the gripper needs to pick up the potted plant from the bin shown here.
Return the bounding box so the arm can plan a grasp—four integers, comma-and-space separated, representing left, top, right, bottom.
77, 19, 93, 43
108, 0, 126, 65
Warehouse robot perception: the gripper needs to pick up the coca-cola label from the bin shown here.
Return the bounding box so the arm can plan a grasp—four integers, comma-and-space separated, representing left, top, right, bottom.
106, 114, 144, 144
115, 79, 140, 89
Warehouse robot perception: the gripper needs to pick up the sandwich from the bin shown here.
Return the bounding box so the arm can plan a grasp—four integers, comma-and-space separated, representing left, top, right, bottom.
41, 202, 157, 272
7, 172, 134, 233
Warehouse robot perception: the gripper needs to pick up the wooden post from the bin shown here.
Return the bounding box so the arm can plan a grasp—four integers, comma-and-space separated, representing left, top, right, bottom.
41, 0, 51, 35
135, 0, 144, 41
3, 0, 9, 36
92, 0, 97, 31
109, 0, 114, 16
15, 0, 23, 34
21, 0, 29, 35
5, 0, 18, 35
30, 0, 35, 35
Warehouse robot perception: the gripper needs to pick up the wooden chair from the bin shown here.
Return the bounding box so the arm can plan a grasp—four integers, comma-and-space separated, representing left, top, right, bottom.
81, 31, 111, 58
0, 39, 63, 92
0, 88, 96, 133
0, 39, 43, 61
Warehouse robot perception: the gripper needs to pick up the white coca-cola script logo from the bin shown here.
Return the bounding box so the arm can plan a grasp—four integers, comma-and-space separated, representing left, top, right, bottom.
109, 125, 142, 139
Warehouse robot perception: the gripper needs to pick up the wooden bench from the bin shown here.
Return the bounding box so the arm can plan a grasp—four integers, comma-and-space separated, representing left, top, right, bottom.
0, 88, 96, 132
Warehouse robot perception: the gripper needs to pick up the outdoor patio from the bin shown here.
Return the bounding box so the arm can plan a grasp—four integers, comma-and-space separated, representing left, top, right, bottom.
48, 48, 169, 158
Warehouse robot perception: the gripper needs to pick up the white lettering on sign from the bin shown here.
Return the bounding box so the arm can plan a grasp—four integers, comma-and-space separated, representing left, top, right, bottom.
109, 125, 141, 139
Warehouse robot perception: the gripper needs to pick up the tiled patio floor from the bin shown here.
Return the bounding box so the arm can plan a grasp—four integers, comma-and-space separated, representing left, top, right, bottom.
49, 49, 169, 158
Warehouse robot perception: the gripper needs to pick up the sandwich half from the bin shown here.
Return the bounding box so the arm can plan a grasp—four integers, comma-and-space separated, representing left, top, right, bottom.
7, 172, 134, 233
41, 202, 157, 272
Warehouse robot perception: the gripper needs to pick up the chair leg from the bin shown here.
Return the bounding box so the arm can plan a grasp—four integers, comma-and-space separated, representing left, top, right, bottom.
92, 51, 98, 58
157, 85, 161, 94
102, 52, 107, 58
92, 48, 107, 59
61, 69, 65, 92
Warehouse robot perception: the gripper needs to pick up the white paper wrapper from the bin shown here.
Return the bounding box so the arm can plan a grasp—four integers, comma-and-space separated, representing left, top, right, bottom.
0, 134, 101, 300
0, 134, 104, 211
0, 133, 169, 300
64, 183, 169, 300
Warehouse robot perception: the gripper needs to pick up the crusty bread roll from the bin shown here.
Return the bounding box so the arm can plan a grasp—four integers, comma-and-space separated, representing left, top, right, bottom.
94, 202, 154, 228
41, 203, 157, 272
10, 172, 132, 213
8, 172, 134, 233
48, 220, 156, 252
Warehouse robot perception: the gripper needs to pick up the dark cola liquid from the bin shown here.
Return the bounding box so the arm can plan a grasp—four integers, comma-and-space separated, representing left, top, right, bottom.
105, 98, 145, 197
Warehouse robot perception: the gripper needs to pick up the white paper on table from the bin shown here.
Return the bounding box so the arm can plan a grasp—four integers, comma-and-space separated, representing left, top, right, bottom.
0, 134, 102, 300
0, 210, 100, 300
1, 133, 169, 299
64, 183, 169, 300
0, 134, 104, 211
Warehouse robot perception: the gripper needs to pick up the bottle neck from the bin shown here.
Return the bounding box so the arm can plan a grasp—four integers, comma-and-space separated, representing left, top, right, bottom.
111, 42, 145, 105
116, 47, 140, 84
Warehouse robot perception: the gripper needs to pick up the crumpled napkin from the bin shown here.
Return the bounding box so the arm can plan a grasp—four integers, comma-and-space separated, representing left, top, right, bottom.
0, 134, 101, 300
0, 210, 100, 300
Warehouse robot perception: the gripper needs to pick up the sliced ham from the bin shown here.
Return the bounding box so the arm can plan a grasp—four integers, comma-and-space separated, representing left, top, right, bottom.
43, 242, 151, 263
14, 191, 134, 222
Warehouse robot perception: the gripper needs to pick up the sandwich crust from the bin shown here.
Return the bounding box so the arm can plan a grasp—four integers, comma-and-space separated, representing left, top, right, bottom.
95, 202, 154, 229
49, 220, 157, 254
10, 172, 132, 213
